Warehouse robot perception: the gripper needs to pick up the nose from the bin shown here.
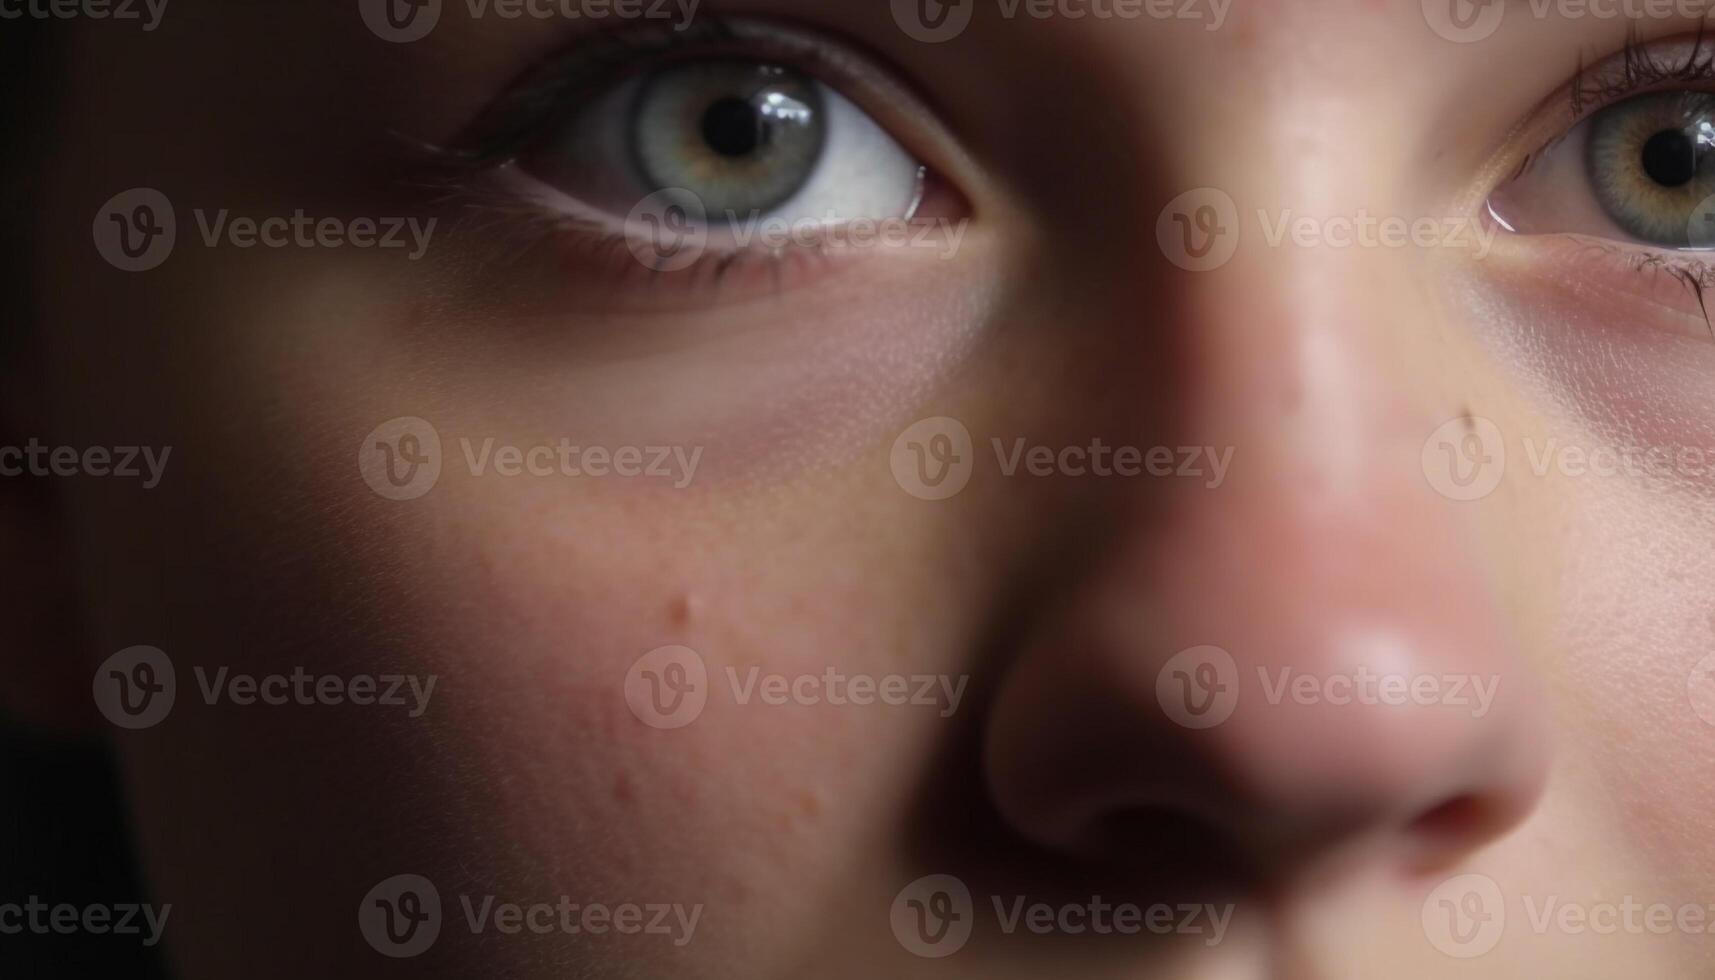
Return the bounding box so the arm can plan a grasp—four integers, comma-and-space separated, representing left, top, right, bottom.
982, 233, 1550, 883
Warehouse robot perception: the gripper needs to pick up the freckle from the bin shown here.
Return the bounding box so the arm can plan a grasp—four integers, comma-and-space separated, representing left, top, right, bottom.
668, 593, 701, 628
1461, 408, 1475, 430
613, 771, 635, 804
798, 788, 823, 821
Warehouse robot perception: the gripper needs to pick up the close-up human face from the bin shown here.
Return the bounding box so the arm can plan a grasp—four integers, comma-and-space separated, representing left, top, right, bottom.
6, 0, 1715, 976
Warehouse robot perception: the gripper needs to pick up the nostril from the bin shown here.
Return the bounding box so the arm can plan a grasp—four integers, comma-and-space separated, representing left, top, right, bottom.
1089, 805, 1245, 881
1411, 795, 1487, 836
1405, 794, 1502, 871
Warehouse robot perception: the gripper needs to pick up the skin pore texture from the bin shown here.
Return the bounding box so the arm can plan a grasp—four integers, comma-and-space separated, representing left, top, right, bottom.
10, 0, 1715, 976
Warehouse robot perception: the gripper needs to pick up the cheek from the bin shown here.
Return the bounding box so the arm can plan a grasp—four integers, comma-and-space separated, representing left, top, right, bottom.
1459, 263, 1715, 889
355, 463, 996, 943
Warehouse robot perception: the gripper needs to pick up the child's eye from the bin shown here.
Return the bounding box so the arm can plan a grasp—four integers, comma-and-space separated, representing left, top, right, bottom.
1586, 91, 1715, 246
1491, 89, 1715, 249
512, 56, 926, 235
431, 18, 971, 305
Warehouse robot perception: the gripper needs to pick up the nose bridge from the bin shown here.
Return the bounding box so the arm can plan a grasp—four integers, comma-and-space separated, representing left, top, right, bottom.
979, 89, 1550, 877
1176, 103, 1453, 474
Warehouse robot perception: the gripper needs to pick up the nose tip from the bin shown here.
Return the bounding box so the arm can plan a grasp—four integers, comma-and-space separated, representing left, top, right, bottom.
982, 494, 1551, 882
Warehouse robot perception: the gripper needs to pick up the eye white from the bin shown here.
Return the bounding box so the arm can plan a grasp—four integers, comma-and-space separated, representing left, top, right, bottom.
511, 65, 924, 236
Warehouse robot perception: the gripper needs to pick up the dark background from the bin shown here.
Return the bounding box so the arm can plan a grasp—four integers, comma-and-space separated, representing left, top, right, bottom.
0, 720, 169, 977
2, 15, 169, 979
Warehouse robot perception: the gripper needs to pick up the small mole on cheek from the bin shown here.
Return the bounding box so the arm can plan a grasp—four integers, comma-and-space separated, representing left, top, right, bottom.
778, 788, 824, 831
613, 771, 635, 804
1461, 410, 1475, 432
668, 592, 702, 629
799, 789, 822, 820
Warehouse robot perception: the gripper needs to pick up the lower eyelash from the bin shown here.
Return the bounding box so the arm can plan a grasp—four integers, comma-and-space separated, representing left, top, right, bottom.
407, 166, 857, 307
1618, 248, 1715, 322
1557, 235, 1715, 334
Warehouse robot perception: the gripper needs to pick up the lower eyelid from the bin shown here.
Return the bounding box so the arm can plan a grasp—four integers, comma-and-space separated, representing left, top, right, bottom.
460, 159, 969, 316
1485, 231, 1715, 337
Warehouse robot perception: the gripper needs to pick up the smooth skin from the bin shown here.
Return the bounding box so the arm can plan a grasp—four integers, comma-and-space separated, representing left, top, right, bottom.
8, 0, 1715, 976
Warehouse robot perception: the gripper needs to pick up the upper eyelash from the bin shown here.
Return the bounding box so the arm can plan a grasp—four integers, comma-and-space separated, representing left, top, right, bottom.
1571, 23, 1715, 115
437, 16, 857, 173
443, 19, 740, 168
1509, 27, 1715, 182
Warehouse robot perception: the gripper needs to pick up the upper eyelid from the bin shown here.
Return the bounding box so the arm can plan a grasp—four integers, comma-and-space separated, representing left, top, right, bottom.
439, 16, 965, 180
1569, 26, 1715, 116
443, 19, 744, 164
1476, 30, 1715, 200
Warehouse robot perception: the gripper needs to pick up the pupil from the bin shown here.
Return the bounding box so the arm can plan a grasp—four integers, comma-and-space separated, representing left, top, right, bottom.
1641, 128, 1698, 188
701, 97, 765, 158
